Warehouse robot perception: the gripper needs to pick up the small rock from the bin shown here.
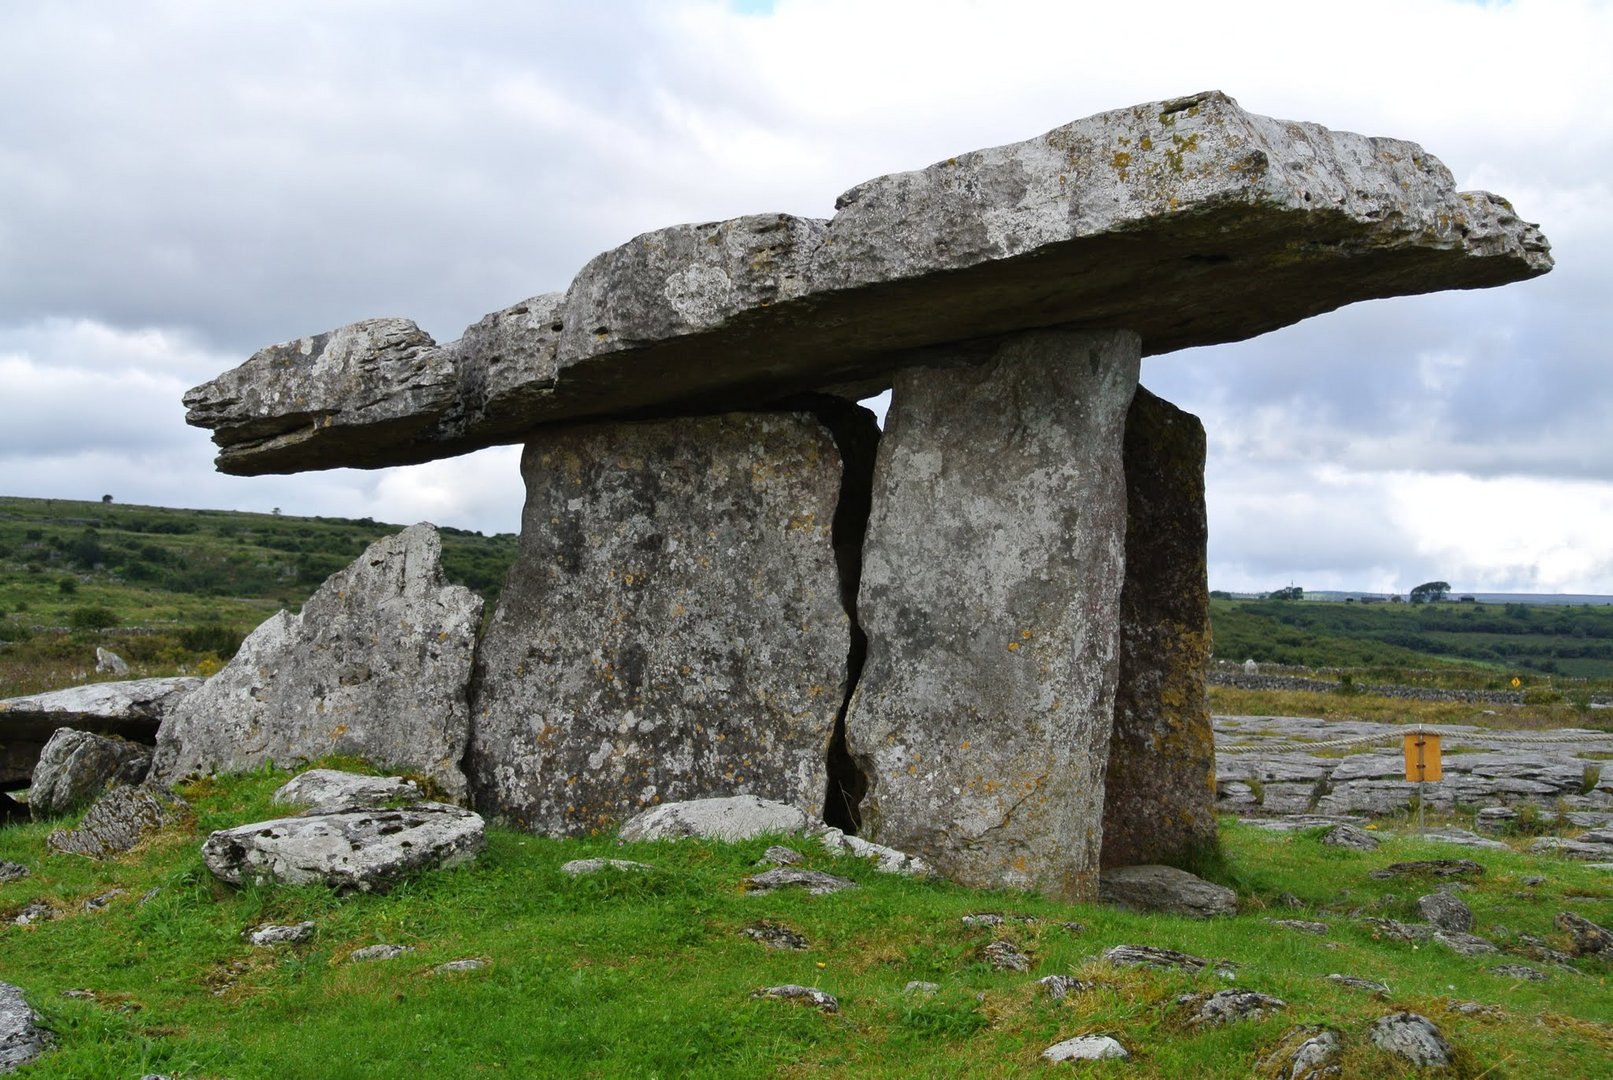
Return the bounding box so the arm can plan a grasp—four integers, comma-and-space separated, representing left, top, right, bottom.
1177, 988, 1286, 1026
1418, 892, 1474, 933
45, 782, 191, 859
960, 912, 1038, 929
1102, 944, 1212, 972
1041, 1035, 1128, 1063
741, 922, 809, 951
560, 858, 653, 877
1511, 933, 1577, 967
1369, 859, 1485, 881
750, 984, 838, 1013
349, 944, 413, 962
618, 795, 814, 843
981, 940, 1030, 972
757, 845, 802, 866
1433, 930, 1498, 957
82, 888, 126, 912
0, 981, 53, 1072
1522, 875, 1546, 887
94, 647, 129, 676
1256, 1025, 1343, 1079
28, 728, 152, 818
1267, 918, 1330, 935
1554, 911, 1613, 956
1037, 975, 1093, 1000
431, 958, 487, 974
1361, 917, 1433, 943
1098, 864, 1237, 918
272, 769, 423, 813
1326, 974, 1389, 996
745, 868, 856, 896
1446, 999, 1504, 1018
247, 921, 316, 947
1419, 827, 1509, 851
1368, 1012, 1453, 1069
1320, 824, 1379, 850
0, 862, 29, 884
1489, 964, 1546, 981
139, 887, 160, 905
11, 903, 55, 926
903, 980, 939, 996
818, 827, 931, 875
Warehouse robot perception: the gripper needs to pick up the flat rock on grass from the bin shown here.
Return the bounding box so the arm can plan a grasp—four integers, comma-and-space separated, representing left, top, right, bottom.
618, 796, 815, 843
1368, 1012, 1453, 1069
1177, 989, 1286, 1026
1489, 964, 1546, 981
1432, 930, 1498, 957
0, 981, 53, 1072
1099, 864, 1236, 917
744, 868, 856, 896
0, 862, 27, 885
1042, 1035, 1128, 1063
1319, 823, 1379, 850
560, 858, 653, 877
751, 985, 837, 1013
1326, 973, 1389, 997
247, 921, 315, 947
1418, 892, 1474, 933
202, 804, 484, 894
349, 944, 413, 962
981, 940, 1031, 972
741, 922, 809, 951
272, 770, 423, 813
1369, 859, 1485, 881
1102, 944, 1213, 973
46, 783, 192, 859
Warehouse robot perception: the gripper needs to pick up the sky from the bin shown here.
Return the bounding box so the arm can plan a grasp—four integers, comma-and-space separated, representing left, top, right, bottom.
2, 0, 1609, 595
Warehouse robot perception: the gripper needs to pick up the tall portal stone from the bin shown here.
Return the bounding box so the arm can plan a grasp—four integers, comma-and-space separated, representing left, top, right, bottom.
466, 407, 872, 835
1101, 387, 1216, 868
843, 329, 1139, 900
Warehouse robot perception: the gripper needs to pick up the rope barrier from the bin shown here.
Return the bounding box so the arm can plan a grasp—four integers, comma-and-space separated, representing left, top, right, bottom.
1216, 726, 1613, 756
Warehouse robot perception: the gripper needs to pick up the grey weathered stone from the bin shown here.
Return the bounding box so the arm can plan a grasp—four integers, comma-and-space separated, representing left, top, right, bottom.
1099, 864, 1237, 918
82, 888, 125, 912
817, 827, 931, 876
1041, 1035, 1128, 1063
981, 940, 1031, 972
1369, 859, 1484, 881
28, 728, 151, 818
1257, 1026, 1343, 1080
750, 985, 838, 1013
757, 845, 803, 867
1489, 964, 1546, 981
467, 410, 865, 835
272, 769, 423, 814
1177, 988, 1286, 1026
151, 524, 481, 798
1325, 974, 1389, 997
10, 904, 53, 927
202, 804, 485, 894
247, 921, 315, 947
1555, 911, 1613, 956
1418, 892, 1474, 933
1102, 944, 1212, 972
1267, 919, 1330, 935
1433, 930, 1498, 957
94, 647, 129, 676
741, 922, 809, 951
1102, 387, 1215, 868
617, 796, 817, 845
349, 944, 413, 962
184, 91, 1549, 475
1368, 1012, 1453, 1069
744, 868, 856, 896
1038, 975, 1094, 1000
431, 958, 488, 974
845, 330, 1138, 900
0, 676, 199, 790
0, 982, 52, 1073
559, 858, 653, 877
0, 862, 27, 884
1320, 823, 1380, 850
46, 783, 192, 859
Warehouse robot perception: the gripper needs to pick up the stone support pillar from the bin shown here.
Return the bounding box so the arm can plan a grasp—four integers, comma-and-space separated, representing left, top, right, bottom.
843, 329, 1140, 900
1101, 387, 1217, 868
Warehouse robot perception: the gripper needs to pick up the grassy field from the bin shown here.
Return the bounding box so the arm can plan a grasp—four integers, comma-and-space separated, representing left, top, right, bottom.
2, 766, 1611, 1078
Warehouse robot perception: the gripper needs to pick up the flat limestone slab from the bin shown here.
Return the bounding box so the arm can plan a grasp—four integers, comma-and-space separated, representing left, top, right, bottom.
0, 676, 199, 790
184, 91, 1550, 474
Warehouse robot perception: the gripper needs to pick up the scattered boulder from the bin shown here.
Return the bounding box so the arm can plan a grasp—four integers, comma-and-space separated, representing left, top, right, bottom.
46, 783, 192, 859
1177, 988, 1286, 1026
1432, 931, 1498, 957
28, 728, 151, 818
1417, 892, 1474, 934
1320, 824, 1379, 851
0, 862, 28, 885
272, 770, 423, 813
0, 981, 52, 1073
247, 921, 315, 947
618, 796, 816, 844
1103, 944, 1214, 973
202, 804, 484, 894
0, 676, 200, 790
1256, 1025, 1343, 1080
431, 958, 487, 974
1489, 964, 1546, 981
1369, 859, 1484, 881
1325, 974, 1389, 997
151, 524, 482, 799
757, 846, 803, 867
94, 647, 129, 676
560, 858, 653, 877
981, 940, 1031, 972
1099, 864, 1237, 918
349, 944, 413, 962
1038, 975, 1094, 1000
1267, 919, 1330, 936
818, 827, 930, 876
750, 985, 837, 1013
745, 868, 856, 896
741, 922, 809, 951
1368, 1012, 1453, 1069
1042, 1035, 1128, 1063
1554, 911, 1613, 957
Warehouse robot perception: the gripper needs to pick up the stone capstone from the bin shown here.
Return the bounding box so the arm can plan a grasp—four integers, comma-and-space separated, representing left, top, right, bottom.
0, 982, 52, 1074
617, 795, 819, 843
467, 410, 869, 835
1101, 387, 1215, 868
183, 91, 1549, 476
844, 329, 1138, 900
1098, 864, 1237, 918
0, 677, 199, 790
201, 804, 485, 894
151, 524, 481, 798
28, 728, 152, 818
45, 783, 192, 859
272, 769, 424, 814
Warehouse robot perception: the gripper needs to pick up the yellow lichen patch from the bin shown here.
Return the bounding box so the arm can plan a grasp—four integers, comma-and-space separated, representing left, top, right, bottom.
1020, 629, 1034, 640
1006, 641, 1020, 652
786, 512, 816, 531
1139, 135, 1153, 152
1111, 151, 1132, 182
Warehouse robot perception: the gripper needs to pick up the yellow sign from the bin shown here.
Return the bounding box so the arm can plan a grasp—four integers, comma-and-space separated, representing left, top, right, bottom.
1510, 676, 1522, 688
1403, 732, 1442, 782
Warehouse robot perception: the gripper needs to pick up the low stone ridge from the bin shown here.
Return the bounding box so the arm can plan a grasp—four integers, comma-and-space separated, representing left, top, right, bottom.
617, 796, 817, 844
1256, 1025, 1343, 1079
750, 985, 838, 1013
185, 91, 1549, 475
0, 981, 52, 1073
1041, 1035, 1128, 1063
151, 525, 481, 799
1098, 864, 1237, 918
1369, 859, 1484, 881
0, 677, 200, 790
349, 944, 413, 962
1368, 1012, 1453, 1069
201, 804, 485, 894
1432, 930, 1498, 957
1320, 824, 1379, 850
46, 783, 192, 859
272, 769, 423, 814
559, 858, 653, 877
1102, 944, 1213, 973
744, 868, 856, 896
1325, 974, 1389, 997
1489, 963, 1546, 981
1177, 989, 1287, 1026
817, 827, 931, 876
28, 729, 152, 818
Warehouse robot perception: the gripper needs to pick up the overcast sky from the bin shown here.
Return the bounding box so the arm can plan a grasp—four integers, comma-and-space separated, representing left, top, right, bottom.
3, 0, 1609, 595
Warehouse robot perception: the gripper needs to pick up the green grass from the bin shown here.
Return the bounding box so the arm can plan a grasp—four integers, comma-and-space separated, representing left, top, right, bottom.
3, 770, 1611, 1078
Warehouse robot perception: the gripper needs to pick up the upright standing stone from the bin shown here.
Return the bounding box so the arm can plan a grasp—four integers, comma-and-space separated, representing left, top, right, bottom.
1101, 387, 1216, 867
466, 408, 870, 835
843, 329, 1139, 900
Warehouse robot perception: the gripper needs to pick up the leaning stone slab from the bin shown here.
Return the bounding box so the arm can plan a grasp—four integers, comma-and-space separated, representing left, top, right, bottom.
151, 524, 481, 799
272, 769, 423, 814
1101, 387, 1216, 868
28, 729, 152, 818
618, 796, 818, 844
0, 981, 53, 1073
185, 92, 1549, 475
201, 804, 485, 894
46, 783, 192, 859
0, 677, 199, 790
1099, 864, 1237, 918
467, 409, 864, 835
845, 329, 1137, 900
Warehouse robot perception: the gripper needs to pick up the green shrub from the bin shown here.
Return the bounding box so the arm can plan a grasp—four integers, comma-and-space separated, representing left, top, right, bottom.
58, 576, 78, 595
180, 623, 244, 659
68, 605, 119, 630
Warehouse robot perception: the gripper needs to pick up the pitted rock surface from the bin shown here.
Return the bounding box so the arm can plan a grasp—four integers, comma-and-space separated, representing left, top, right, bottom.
202, 804, 484, 894
184, 91, 1549, 475
247, 921, 315, 947
467, 411, 863, 835
152, 525, 481, 798
28, 728, 151, 818
1041, 1035, 1128, 1063
845, 330, 1137, 899
272, 770, 423, 813
1368, 1012, 1453, 1069
0, 981, 53, 1073
1177, 988, 1286, 1026
46, 783, 192, 859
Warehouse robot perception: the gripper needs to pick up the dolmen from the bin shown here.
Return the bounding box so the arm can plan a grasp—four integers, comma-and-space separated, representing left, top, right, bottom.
176, 91, 1550, 900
